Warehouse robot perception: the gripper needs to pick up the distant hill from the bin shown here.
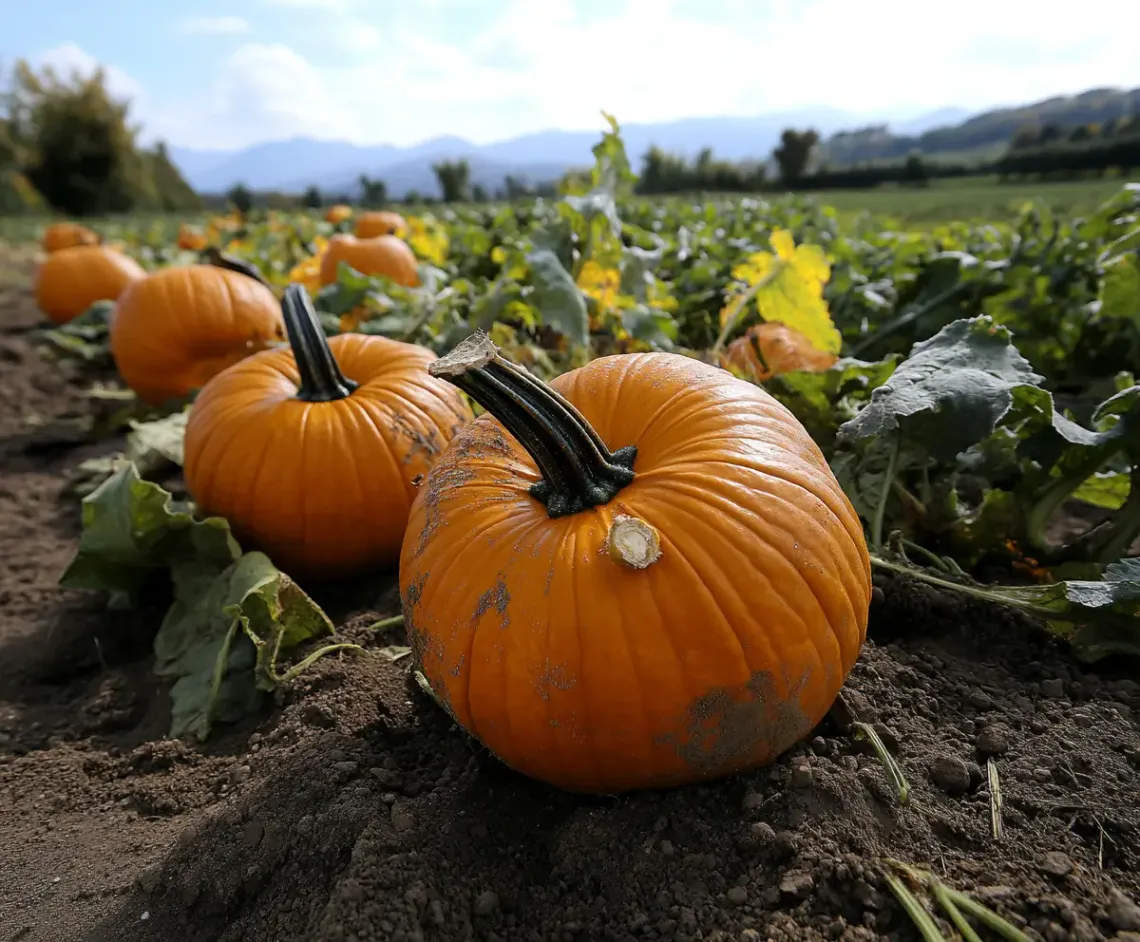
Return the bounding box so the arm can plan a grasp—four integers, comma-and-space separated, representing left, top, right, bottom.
167, 87, 1140, 197
168, 106, 961, 197
822, 87, 1140, 165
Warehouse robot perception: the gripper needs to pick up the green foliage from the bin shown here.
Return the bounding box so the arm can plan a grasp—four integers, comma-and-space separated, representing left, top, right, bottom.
774, 129, 820, 184
1, 59, 198, 216
358, 174, 388, 207
60, 463, 353, 739
432, 159, 471, 203
301, 184, 322, 209
227, 182, 253, 217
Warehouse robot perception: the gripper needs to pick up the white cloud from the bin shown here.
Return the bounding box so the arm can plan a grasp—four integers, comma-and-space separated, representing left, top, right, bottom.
46, 0, 1140, 152
178, 16, 251, 35
35, 42, 146, 104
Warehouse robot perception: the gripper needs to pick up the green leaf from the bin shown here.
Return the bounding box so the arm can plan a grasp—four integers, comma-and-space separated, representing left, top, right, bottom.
620, 304, 676, 349
59, 463, 238, 608
71, 409, 190, 496
1071, 471, 1131, 511
985, 557, 1140, 661
837, 316, 1043, 462
154, 551, 334, 740
525, 247, 589, 346
769, 356, 898, 445
1098, 251, 1140, 324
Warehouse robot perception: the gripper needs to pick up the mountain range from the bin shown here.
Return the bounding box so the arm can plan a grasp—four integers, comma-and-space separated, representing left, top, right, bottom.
168, 85, 1139, 199
169, 106, 971, 198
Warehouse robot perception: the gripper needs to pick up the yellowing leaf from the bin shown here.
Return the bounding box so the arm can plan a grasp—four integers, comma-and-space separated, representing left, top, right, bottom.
770, 229, 796, 262
577, 259, 621, 311
754, 263, 841, 355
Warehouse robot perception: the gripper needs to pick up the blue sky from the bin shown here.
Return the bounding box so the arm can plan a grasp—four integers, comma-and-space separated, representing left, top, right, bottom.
3, 0, 1137, 151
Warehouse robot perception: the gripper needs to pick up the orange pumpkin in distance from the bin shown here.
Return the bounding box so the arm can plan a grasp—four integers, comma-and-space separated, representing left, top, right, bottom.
325, 204, 353, 224
355, 210, 406, 239
42, 222, 99, 253
722, 322, 839, 382
400, 332, 871, 794
184, 285, 473, 579
34, 245, 145, 324
109, 263, 285, 407
319, 233, 419, 288
177, 224, 208, 251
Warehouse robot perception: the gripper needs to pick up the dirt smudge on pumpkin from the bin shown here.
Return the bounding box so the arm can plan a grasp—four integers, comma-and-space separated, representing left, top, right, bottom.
656, 667, 814, 775
390, 412, 443, 464
410, 423, 516, 558
535, 660, 576, 702
472, 577, 510, 629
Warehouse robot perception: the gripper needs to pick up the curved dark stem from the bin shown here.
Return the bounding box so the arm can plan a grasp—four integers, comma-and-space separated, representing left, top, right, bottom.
429, 331, 636, 517
282, 284, 358, 402
201, 246, 272, 288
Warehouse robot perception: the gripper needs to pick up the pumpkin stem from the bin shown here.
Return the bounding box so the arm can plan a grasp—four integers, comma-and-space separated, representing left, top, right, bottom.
202, 247, 272, 288
429, 331, 636, 517
282, 284, 359, 402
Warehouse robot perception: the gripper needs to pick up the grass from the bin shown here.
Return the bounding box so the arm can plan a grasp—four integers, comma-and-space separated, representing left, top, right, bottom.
809, 175, 1127, 227
0, 175, 1130, 245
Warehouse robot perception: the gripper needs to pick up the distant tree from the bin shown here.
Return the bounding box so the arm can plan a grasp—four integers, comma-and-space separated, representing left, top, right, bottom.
901, 151, 929, 187
1068, 124, 1094, 143
471, 183, 488, 202
1010, 125, 1040, 150
432, 159, 471, 202
227, 182, 253, 218
301, 184, 322, 208
144, 140, 201, 211
4, 59, 145, 215
772, 128, 820, 185
1037, 122, 1064, 144
358, 174, 387, 207
503, 174, 531, 199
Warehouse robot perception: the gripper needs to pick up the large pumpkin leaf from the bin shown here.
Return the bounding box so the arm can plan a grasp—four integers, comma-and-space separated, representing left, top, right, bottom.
59, 463, 347, 740
59, 462, 237, 608
526, 247, 589, 347
155, 552, 335, 740
837, 315, 1043, 462
71, 409, 191, 496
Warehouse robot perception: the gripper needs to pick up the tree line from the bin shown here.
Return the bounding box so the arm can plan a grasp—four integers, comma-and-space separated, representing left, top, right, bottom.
1, 59, 200, 216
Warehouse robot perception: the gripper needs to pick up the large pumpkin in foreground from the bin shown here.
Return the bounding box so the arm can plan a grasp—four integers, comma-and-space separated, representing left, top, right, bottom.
34, 245, 145, 324
184, 285, 473, 579
400, 332, 871, 794
110, 263, 285, 406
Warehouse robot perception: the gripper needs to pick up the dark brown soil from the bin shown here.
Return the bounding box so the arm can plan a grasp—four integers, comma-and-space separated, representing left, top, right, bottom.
2, 251, 1139, 942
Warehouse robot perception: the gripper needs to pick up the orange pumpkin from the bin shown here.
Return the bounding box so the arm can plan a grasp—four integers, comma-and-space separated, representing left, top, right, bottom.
355, 210, 406, 239
177, 224, 209, 251
109, 263, 285, 407
184, 285, 473, 579
319, 233, 419, 288
400, 332, 871, 794
722, 322, 839, 382
34, 245, 145, 324
325, 204, 353, 224
42, 222, 99, 253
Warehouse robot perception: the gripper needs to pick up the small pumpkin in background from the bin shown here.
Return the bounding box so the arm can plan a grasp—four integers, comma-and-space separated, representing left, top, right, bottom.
319, 233, 419, 288
355, 210, 406, 239
34, 245, 145, 324
722, 322, 839, 382
109, 257, 285, 407
325, 204, 353, 225
42, 221, 99, 254
400, 332, 871, 794
183, 284, 473, 579
177, 224, 208, 252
